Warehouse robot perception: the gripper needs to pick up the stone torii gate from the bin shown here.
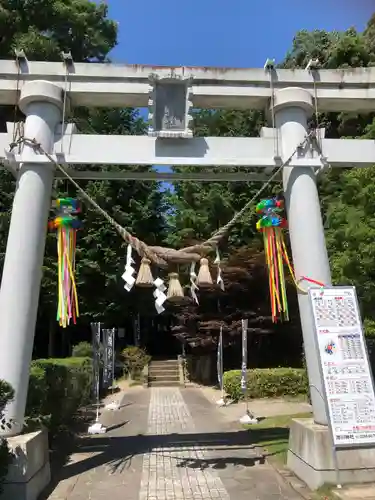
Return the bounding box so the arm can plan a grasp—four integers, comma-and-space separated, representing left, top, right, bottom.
0, 56, 375, 494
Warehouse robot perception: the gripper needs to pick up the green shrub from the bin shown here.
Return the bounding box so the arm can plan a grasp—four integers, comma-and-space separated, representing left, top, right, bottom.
122, 346, 150, 379
72, 341, 93, 358
0, 380, 14, 425
223, 368, 308, 402
0, 379, 14, 493
26, 357, 93, 433
0, 438, 11, 494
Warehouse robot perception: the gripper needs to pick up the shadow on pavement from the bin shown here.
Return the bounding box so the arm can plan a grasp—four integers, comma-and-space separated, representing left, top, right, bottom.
45, 426, 290, 485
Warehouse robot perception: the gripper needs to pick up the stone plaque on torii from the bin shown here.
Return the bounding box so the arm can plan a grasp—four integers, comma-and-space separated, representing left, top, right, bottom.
0, 53, 375, 490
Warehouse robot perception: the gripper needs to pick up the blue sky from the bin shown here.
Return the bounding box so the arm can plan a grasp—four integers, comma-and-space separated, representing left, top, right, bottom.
107, 0, 374, 67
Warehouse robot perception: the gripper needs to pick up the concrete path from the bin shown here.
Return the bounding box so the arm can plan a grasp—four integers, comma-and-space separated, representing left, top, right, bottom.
44, 387, 301, 500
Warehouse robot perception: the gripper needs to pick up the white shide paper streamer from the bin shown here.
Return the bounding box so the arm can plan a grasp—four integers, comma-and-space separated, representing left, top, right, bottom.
121, 244, 136, 292
153, 277, 167, 314
214, 248, 225, 291
190, 262, 199, 304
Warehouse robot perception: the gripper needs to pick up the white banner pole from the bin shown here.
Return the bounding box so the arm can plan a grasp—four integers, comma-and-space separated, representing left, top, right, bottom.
239, 319, 258, 424
216, 325, 226, 406
88, 322, 107, 434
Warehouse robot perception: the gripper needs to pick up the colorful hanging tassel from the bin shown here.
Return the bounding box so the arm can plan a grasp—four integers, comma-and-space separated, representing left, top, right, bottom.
256, 197, 327, 320
49, 198, 82, 328
256, 197, 288, 323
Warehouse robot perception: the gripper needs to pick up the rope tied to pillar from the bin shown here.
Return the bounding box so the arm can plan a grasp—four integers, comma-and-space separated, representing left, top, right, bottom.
266, 65, 280, 159
60, 54, 71, 154
12, 51, 23, 147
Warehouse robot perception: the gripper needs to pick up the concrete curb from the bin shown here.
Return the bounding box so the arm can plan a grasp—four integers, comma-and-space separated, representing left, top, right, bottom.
266, 457, 313, 499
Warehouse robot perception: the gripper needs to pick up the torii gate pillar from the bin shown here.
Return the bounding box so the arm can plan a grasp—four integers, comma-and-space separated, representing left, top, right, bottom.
0, 81, 63, 436
270, 89, 375, 490
273, 88, 331, 426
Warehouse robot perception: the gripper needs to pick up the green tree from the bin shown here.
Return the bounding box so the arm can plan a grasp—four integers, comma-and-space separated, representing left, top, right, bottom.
39, 107, 166, 355
0, 0, 118, 246
325, 166, 375, 318
166, 109, 273, 250
0, 2, 166, 356
0, 0, 117, 356
0, 0, 117, 61
281, 28, 370, 69
277, 19, 375, 325
166, 17, 375, 361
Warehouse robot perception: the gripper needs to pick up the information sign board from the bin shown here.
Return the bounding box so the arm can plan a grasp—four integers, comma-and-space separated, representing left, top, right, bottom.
309, 287, 375, 447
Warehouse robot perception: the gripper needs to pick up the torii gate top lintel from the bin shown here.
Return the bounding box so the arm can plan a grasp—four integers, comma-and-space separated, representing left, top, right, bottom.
1, 60, 375, 182
0, 57, 374, 112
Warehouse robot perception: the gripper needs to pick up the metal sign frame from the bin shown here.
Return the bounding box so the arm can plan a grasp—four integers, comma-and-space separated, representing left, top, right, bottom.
309, 286, 375, 449
102, 328, 115, 389
241, 319, 248, 393
90, 322, 102, 421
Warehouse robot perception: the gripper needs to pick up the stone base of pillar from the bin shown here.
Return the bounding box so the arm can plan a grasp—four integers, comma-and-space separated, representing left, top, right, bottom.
1, 429, 50, 500
288, 418, 375, 490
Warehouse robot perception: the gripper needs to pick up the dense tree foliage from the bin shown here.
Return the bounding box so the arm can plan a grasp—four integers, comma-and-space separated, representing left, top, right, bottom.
166, 110, 270, 250
281, 20, 375, 325
39, 108, 166, 356
0, 0, 117, 61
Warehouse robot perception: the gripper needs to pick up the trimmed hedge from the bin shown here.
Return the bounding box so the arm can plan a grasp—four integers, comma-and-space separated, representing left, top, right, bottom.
0, 358, 92, 490
223, 368, 308, 401
72, 341, 93, 358
0, 380, 14, 493
122, 346, 150, 379
26, 357, 93, 432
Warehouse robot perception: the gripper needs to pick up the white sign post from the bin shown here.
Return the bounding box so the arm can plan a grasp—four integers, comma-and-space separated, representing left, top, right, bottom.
216, 325, 226, 406
103, 328, 121, 411
88, 322, 107, 434
309, 286, 375, 487
134, 314, 141, 346
239, 319, 258, 424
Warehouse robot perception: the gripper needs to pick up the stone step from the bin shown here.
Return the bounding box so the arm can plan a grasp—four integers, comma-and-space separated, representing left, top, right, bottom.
150, 359, 178, 364
148, 359, 181, 387
149, 380, 181, 387
149, 367, 178, 374
150, 362, 178, 369
149, 374, 179, 382
149, 375, 179, 381
149, 367, 179, 375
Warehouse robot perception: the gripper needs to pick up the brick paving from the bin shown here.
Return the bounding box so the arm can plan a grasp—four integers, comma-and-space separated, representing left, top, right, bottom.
43, 387, 302, 500
140, 388, 230, 499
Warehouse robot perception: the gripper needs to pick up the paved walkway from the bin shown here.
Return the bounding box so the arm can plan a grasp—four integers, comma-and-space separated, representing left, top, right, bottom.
45, 387, 301, 500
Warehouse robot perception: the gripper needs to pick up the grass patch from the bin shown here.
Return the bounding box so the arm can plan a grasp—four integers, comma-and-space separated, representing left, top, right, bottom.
245, 413, 339, 499
129, 380, 142, 387
245, 412, 312, 464
283, 394, 309, 402
312, 484, 337, 499
245, 413, 337, 499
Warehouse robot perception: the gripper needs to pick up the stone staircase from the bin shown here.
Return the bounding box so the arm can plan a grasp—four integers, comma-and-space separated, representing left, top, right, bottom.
148, 359, 181, 387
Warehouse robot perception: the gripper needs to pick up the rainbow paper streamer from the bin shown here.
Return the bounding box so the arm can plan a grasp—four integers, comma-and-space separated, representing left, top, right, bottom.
49, 199, 82, 328
256, 198, 289, 323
